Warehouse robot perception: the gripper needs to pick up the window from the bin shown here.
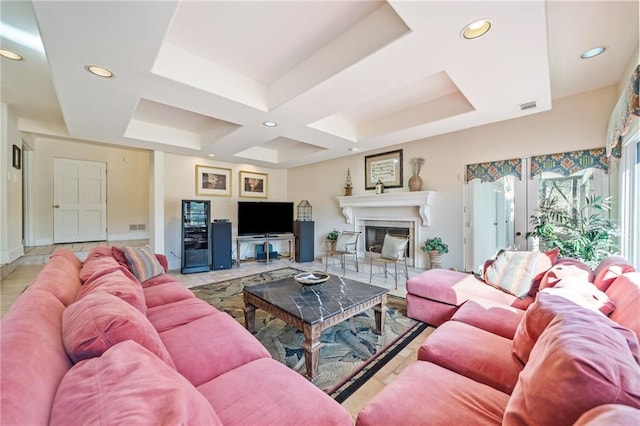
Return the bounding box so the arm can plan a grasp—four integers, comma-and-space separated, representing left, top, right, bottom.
620, 129, 640, 267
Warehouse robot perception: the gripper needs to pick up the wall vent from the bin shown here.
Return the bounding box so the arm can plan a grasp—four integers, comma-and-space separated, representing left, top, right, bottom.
520, 101, 537, 111
129, 224, 137, 230
138, 224, 146, 230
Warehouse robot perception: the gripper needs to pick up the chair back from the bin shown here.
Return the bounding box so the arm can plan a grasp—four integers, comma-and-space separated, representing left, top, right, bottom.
335, 231, 360, 253
381, 234, 409, 260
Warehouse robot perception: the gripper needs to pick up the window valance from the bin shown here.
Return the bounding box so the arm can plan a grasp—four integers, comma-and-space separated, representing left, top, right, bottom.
465, 158, 521, 183
606, 64, 639, 157
530, 148, 609, 178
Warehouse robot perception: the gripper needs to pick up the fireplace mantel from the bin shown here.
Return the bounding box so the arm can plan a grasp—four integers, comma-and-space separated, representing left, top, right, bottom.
336, 191, 436, 226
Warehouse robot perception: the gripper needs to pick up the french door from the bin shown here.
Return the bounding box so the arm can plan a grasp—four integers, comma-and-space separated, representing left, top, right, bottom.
464, 159, 610, 272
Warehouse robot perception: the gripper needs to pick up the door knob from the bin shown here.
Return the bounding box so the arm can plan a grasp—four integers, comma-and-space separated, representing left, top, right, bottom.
53, 204, 60, 208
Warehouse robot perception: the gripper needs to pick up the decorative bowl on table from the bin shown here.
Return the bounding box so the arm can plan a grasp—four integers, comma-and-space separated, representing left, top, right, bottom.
294, 271, 330, 285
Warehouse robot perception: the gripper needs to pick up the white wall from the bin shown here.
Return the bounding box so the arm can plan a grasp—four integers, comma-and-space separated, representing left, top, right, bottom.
288, 86, 619, 270
162, 153, 288, 270
32, 137, 150, 245
0, 104, 23, 264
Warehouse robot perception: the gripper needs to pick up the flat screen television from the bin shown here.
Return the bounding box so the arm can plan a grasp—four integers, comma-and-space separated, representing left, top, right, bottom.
237, 201, 294, 236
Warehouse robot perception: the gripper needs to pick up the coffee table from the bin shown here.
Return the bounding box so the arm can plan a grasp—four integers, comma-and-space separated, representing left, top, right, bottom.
242, 275, 388, 381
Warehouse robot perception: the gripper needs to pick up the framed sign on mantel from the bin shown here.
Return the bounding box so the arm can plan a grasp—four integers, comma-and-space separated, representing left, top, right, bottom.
365, 149, 403, 190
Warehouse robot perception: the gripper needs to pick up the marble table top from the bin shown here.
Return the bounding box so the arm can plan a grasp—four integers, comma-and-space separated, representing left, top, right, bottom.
243, 275, 388, 325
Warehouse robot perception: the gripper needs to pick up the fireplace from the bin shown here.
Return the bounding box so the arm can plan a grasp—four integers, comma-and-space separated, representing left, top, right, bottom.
365, 226, 410, 258
358, 219, 416, 267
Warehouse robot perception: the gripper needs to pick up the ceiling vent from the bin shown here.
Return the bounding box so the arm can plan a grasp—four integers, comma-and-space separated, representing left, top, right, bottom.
519, 101, 537, 111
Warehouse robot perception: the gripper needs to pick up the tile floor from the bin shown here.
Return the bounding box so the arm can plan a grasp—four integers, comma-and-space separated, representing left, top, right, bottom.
0, 241, 434, 421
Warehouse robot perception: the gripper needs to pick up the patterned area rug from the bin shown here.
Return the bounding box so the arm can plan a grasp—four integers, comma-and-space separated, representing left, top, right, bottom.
191, 268, 426, 400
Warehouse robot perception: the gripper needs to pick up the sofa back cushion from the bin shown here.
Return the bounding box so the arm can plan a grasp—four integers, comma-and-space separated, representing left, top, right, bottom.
1, 289, 72, 426
27, 249, 82, 306
62, 292, 175, 368
504, 313, 640, 426
540, 276, 616, 315
606, 272, 640, 338
538, 257, 594, 292
592, 255, 636, 292
50, 341, 222, 426
484, 249, 558, 298
79, 256, 121, 283
76, 265, 146, 313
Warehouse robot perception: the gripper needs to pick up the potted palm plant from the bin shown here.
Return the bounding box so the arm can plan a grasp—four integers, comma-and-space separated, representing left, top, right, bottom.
421, 237, 448, 269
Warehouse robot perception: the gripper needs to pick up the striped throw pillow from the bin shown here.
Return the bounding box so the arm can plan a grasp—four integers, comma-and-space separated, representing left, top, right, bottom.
123, 245, 164, 283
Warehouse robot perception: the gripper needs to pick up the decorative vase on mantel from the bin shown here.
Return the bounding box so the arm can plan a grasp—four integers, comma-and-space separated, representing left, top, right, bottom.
408, 175, 423, 192
408, 157, 425, 192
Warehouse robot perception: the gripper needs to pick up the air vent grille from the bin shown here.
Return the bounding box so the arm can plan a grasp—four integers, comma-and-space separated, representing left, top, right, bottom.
520, 101, 537, 111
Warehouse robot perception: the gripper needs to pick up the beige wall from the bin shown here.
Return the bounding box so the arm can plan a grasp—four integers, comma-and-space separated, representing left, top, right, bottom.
288, 86, 619, 270
32, 137, 150, 245
0, 104, 23, 264
162, 153, 288, 269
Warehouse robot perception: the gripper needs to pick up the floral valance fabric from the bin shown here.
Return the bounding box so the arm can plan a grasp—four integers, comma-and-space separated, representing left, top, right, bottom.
465, 158, 521, 183
606, 64, 639, 157
530, 148, 609, 178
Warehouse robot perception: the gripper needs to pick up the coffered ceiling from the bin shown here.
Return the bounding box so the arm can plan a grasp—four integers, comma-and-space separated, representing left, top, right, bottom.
1, 1, 638, 168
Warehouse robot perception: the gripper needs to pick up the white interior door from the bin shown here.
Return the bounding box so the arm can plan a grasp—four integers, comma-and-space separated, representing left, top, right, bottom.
53, 158, 107, 243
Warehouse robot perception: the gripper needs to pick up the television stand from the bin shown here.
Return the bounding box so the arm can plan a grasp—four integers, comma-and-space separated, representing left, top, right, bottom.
236, 234, 295, 267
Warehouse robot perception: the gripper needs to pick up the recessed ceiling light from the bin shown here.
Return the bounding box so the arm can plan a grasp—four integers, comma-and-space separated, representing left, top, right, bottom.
207, 154, 215, 157
0, 48, 23, 60
349, 147, 359, 152
263, 121, 277, 127
85, 65, 114, 78
580, 46, 606, 59
461, 19, 492, 39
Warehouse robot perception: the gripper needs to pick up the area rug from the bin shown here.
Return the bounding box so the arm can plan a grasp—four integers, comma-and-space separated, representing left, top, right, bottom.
190, 267, 427, 401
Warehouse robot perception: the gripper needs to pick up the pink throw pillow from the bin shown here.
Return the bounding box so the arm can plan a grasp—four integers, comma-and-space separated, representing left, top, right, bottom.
62, 292, 175, 368
76, 266, 146, 313
505, 313, 640, 426
50, 341, 221, 426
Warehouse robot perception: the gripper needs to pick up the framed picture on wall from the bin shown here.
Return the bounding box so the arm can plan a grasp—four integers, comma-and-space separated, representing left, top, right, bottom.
364, 149, 403, 189
195, 165, 232, 196
239, 170, 268, 198
12, 145, 21, 170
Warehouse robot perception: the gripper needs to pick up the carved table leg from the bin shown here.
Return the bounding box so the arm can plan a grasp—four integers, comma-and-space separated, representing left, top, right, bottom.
302, 322, 323, 381
243, 293, 256, 333
372, 294, 387, 335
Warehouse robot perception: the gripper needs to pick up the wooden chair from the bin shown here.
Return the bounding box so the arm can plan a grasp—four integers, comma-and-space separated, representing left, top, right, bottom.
369, 234, 410, 289
324, 231, 361, 276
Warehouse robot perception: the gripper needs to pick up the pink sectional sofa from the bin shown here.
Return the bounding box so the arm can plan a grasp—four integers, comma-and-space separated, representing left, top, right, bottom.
357, 256, 640, 425
1, 246, 352, 425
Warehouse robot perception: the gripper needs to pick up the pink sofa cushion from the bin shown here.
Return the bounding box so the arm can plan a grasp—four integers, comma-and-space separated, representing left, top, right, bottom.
62, 292, 175, 368
159, 313, 270, 386
198, 358, 352, 426
1, 289, 72, 426
146, 297, 219, 333
407, 269, 517, 306
76, 266, 146, 313
592, 255, 636, 292
573, 404, 640, 426
540, 276, 616, 315
79, 256, 121, 283
123, 244, 164, 283
505, 313, 640, 426
451, 298, 525, 339
512, 292, 637, 366
143, 281, 195, 308
418, 321, 522, 394
27, 249, 82, 306
484, 249, 558, 298
607, 272, 640, 337
50, 341, 222, 426
536, 256, 593, 293
355, 361, 508, 426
